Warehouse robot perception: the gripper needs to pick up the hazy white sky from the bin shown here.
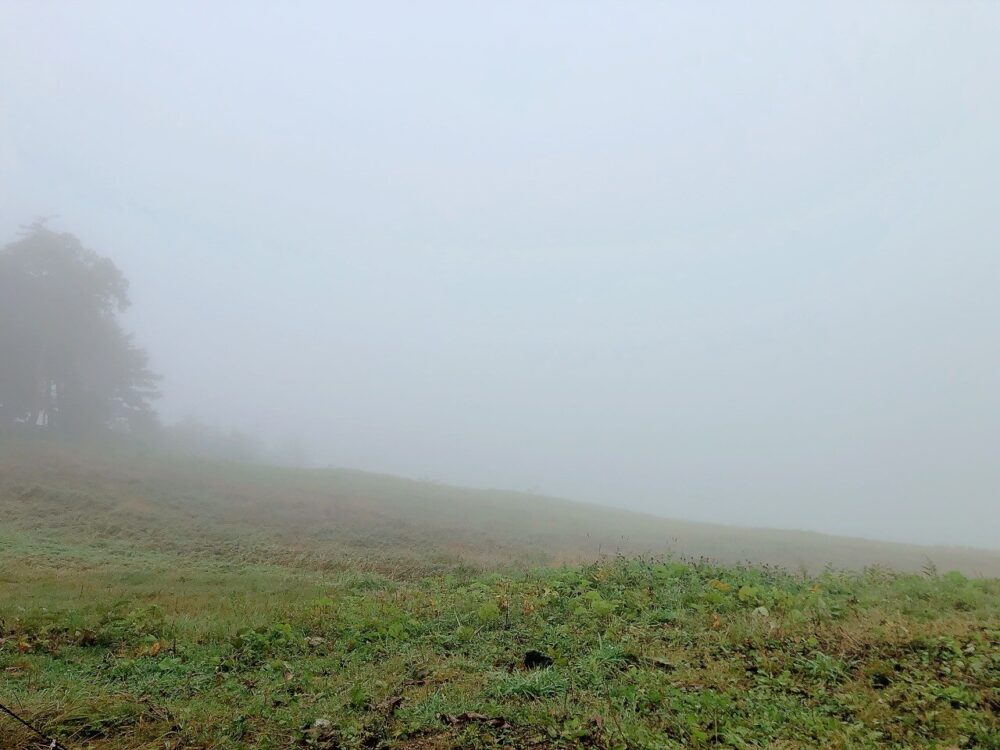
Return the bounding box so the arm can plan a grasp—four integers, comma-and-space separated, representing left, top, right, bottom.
2, 2, 999, 547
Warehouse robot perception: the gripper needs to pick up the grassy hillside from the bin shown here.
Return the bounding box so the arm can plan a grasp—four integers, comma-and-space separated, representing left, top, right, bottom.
3, 539, 999, 749
1, 437, 999, 749
1, 436, 998, 576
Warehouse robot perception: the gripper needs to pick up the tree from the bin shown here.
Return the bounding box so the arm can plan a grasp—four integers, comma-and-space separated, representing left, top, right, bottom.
0, 221, 159, 433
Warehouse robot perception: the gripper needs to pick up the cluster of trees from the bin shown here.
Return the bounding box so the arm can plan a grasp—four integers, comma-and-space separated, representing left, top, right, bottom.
1, 221, 311, 465
0, 222, 158, 434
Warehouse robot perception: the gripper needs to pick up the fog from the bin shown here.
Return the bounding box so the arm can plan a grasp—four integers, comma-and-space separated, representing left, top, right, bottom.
2, 2, 998, 548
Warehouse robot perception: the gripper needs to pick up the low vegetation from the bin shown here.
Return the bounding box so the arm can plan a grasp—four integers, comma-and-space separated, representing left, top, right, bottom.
3, 547, 999, 749
1, 439, 998, 748
3, 437, 999, 576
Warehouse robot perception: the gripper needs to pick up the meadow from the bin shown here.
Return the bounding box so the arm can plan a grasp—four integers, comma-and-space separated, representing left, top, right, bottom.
1, 437, 998, 749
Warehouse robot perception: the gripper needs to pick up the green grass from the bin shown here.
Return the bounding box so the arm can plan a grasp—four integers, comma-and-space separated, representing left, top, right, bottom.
3, 549, 998, 749
2, 435, 999, 576
1, 437, 999, 748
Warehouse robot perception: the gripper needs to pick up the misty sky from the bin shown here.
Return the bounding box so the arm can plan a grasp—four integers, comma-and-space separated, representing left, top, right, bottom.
2, 2, 999, 548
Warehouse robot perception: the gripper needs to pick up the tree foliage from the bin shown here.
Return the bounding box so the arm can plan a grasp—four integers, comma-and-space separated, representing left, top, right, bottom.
0, 222, 158, 433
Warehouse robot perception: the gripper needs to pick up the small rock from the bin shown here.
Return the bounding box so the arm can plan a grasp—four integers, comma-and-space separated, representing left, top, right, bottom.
871, 673, 891, 689
753, 606, 769, 618
524, 650, 553, 669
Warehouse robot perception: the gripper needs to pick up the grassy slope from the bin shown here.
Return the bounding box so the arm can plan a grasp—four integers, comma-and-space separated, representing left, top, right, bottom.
1, 436, 998, 576
1, 437, 999, 749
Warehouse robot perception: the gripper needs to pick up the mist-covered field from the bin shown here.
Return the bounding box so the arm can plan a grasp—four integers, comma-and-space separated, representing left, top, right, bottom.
4, 2, 1000, 747
2, 438, 999, 749
4, 437, 999, 577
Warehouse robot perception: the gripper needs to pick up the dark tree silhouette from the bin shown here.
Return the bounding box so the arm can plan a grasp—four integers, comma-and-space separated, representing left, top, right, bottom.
0, 222, 159, 433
